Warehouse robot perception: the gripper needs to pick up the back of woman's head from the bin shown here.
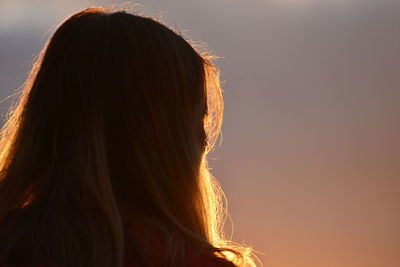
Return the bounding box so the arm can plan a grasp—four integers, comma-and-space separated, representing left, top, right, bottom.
0, 7, 254, 267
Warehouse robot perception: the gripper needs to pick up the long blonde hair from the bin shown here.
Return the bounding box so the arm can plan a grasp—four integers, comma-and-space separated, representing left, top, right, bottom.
0, 7, 255, 267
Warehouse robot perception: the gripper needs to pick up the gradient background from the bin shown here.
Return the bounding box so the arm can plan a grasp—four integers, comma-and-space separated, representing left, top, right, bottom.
1, 0, 400, 266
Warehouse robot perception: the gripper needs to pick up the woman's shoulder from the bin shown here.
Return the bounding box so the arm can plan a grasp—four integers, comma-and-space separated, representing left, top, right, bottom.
1, 222, 236, 267
0, 262, 51, 267
1, 252, 235, 267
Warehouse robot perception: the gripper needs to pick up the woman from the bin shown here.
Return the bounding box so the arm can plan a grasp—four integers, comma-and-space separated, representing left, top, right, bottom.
0, 7, 255, 267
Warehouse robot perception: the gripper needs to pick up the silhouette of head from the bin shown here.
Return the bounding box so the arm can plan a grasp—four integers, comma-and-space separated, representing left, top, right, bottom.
0, 7, 255, 267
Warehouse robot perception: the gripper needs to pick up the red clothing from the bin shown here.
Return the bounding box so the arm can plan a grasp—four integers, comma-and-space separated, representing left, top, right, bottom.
123, 223, 236, 266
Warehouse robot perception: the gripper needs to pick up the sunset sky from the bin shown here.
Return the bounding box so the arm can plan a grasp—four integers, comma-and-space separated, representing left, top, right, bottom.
1, 1, 399, 266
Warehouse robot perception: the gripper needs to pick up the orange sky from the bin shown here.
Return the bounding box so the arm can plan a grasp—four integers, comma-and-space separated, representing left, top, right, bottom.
1, 1, 400, 266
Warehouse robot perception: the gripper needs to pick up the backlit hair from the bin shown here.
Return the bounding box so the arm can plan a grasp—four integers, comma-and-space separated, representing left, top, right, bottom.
0, 7, 255, 267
